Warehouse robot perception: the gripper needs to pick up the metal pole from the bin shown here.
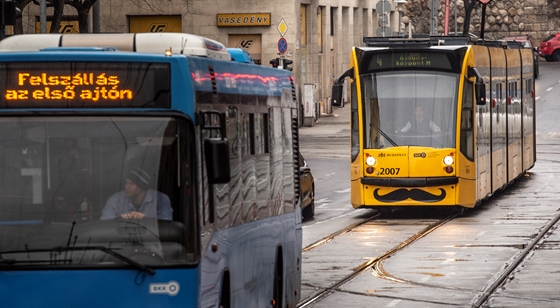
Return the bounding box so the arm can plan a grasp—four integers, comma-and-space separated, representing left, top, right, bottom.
428, 0, 435, 35
480, 4, 487, 40
398, 10, 402, 36
40, 0, 47, 33
382, 2, 386, 37
93, 0, 101, 33
454, 0, 457, 34
430, 0, 438, 36
0, 0, 5, 40
444, 0, 450, 35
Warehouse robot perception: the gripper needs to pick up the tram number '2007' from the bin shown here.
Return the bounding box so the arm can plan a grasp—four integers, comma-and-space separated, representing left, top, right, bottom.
379, 168, 400, 175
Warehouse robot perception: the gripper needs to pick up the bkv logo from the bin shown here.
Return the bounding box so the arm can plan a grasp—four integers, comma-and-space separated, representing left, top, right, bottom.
413, 152, 427, 158
149, 23, 168, 32
378, 153, 386, 158
149, 281, 180, 296
237, 39, 255, 50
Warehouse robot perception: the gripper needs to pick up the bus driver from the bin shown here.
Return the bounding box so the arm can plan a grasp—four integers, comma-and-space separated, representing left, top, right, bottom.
400, 106, 441, 134
100, 167, 173, 220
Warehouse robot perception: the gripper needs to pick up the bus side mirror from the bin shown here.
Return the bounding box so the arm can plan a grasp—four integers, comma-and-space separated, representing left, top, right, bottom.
204, 138, 231, 184
475, 82, 486, 105
332, 84, 343, 107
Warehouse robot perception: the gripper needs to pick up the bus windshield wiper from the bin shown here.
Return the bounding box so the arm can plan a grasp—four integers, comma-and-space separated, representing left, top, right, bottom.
0, 246, 155, 275
370, 122, 398, 147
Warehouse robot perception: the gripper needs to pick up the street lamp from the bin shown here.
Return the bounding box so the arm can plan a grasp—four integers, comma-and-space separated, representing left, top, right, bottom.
393, 0, 407, 36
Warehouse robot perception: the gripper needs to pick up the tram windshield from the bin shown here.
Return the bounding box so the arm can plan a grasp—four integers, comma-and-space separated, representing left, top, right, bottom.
0, 116, 197, 269
362, 71, 458, 149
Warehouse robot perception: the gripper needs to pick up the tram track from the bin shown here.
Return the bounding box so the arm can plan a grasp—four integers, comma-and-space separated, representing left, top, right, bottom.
297, 212, 461, 308
351, 209, 560, 307
469, 210, 560, 307
302, 213, 380, 253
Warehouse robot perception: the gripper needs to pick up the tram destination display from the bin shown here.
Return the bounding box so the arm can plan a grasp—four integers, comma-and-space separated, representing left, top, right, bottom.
365, 51, 458, 72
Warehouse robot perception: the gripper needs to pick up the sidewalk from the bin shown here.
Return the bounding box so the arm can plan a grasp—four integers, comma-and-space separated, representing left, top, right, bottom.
298, 105, 351, 139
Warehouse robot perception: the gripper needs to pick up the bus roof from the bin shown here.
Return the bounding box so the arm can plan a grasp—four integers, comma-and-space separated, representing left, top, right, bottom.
0, 33, 231, 60
226, 48, 255, 64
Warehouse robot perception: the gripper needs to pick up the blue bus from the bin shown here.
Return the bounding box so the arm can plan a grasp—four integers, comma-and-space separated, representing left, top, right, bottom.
0, 33, 302, 307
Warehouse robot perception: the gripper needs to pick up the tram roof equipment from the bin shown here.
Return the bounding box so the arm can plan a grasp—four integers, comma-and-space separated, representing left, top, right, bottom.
363, 34, 510, 49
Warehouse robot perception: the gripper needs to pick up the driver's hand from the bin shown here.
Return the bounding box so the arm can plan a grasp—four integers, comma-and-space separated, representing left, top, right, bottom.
121, 211, 146, 219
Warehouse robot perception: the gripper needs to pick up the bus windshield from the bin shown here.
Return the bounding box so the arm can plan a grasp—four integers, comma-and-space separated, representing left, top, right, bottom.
361, 71, 458, 149
0, 116, 197, 268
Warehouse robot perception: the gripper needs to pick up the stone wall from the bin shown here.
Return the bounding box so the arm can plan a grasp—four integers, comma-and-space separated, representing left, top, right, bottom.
402, 0, 556, 45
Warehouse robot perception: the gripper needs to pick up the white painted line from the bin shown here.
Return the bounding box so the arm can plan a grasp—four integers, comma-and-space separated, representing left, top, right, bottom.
477, 231, 486, 237
385, 299, 402, 307
493, 221, 501, 225
334, 188, 351, 193
546, 87, 553, 92
441, 259, 452, 265
535, 96, 540, 100
420, 276, 431, 283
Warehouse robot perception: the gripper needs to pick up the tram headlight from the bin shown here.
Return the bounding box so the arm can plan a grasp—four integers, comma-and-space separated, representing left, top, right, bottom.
366, 156, 376, 166
443, 155, 454, 166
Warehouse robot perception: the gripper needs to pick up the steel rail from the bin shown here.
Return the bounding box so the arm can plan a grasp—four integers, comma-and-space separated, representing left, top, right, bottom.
297, 212, 460, 307
470, 210, 560, 307
302, 213, 380, 253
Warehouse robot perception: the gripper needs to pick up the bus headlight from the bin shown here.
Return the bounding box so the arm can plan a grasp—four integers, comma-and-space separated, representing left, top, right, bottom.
443, 155, 454, 166
366, 156, 376, 166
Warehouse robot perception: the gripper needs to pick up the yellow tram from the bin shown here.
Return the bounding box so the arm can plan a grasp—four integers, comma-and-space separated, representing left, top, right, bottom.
332, 36, 535, 210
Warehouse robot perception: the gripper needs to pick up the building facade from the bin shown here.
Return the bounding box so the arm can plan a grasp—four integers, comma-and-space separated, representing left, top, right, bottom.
17, 0, 556, 123
19, 0, 406, 123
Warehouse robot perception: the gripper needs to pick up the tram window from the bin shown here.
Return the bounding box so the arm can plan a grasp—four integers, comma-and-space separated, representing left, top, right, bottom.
495, 83, 502, 123
461, 79, 474, 160
525, 78, 533, 94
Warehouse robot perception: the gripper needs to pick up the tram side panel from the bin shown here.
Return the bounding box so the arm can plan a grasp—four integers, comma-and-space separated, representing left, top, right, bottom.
349, 50, 365, 209
472, 45, 492, 201
455, 47, 478, 207
489, 47, 508, 192
520, 49, 536, 172
505, 48, 523, 183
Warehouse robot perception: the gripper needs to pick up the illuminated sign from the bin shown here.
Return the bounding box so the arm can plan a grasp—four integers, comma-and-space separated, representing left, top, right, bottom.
367, 52, 453, 71
0, 62, 170, 108
217, 13, 271, 27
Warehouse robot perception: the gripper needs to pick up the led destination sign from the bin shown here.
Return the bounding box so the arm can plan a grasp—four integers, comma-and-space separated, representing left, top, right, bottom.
367, 52, 453, 71
0, 62, 171, 108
